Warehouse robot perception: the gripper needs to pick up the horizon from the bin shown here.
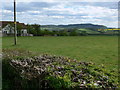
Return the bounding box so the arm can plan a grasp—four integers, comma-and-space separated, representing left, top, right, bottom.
0, 20, 110, 26
0, 20, 117, 28
1, 1, 118, 28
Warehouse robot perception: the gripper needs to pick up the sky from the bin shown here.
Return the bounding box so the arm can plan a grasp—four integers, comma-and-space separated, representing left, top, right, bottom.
1, 0, 120, 28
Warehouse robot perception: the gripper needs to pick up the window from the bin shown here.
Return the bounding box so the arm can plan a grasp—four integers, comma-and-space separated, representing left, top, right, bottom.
21, 31, 24, 33
4, 31, 7, 34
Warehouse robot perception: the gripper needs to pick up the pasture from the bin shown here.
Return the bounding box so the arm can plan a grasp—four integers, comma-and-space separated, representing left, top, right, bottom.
2, 36, 118, 70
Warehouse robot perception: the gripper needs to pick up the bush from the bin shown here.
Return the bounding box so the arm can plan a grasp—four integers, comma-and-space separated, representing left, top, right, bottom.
2, 49, 119, 89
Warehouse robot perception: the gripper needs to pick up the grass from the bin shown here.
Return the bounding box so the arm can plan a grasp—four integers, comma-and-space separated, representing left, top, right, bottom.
78, 29, 99, 34
2, 36, 118, 70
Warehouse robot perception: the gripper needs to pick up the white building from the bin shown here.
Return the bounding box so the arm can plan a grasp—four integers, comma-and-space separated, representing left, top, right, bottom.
2, 24, 15, 36
21, 29, 28, 36
1, 24, 29, 36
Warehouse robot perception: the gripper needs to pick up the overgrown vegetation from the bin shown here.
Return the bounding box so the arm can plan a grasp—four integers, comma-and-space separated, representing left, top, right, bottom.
2, 49, 119, 89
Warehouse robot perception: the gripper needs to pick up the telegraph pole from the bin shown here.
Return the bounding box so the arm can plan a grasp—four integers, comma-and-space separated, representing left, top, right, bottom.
14, 0, 17, 45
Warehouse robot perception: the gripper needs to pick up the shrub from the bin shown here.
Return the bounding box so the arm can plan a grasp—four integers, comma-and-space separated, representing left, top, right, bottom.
2, 49, 119, 89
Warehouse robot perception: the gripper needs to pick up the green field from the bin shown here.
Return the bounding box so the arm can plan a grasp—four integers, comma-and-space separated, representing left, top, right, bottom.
2, 36, 118, 70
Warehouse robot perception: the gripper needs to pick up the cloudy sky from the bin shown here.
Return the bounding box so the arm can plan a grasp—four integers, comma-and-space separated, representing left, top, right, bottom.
1, 0, 119, 28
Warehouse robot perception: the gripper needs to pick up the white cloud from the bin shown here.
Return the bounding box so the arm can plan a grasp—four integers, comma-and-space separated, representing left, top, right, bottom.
1, 0, 120, 2
79, 5, 117, 18
29, 11, 41, 13
2, 10, 13, 14
1, 2, 118, 27
28, 11, 42, 14
51, 16, 64, 18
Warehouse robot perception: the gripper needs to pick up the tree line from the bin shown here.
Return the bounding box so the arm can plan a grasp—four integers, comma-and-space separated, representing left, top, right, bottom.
26, 24, 88, 36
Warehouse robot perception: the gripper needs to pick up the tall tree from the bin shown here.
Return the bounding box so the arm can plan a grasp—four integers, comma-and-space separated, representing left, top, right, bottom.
31, 24, 41, 36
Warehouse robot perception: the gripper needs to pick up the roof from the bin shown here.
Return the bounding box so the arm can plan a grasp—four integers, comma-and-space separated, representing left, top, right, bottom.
0, 21, 27, 29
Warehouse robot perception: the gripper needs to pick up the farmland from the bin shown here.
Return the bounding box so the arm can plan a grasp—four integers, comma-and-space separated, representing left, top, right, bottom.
2, 36, 118, 70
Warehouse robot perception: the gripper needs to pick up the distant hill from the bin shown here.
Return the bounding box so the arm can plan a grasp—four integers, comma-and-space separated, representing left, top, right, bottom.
41, 23, 107, 31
